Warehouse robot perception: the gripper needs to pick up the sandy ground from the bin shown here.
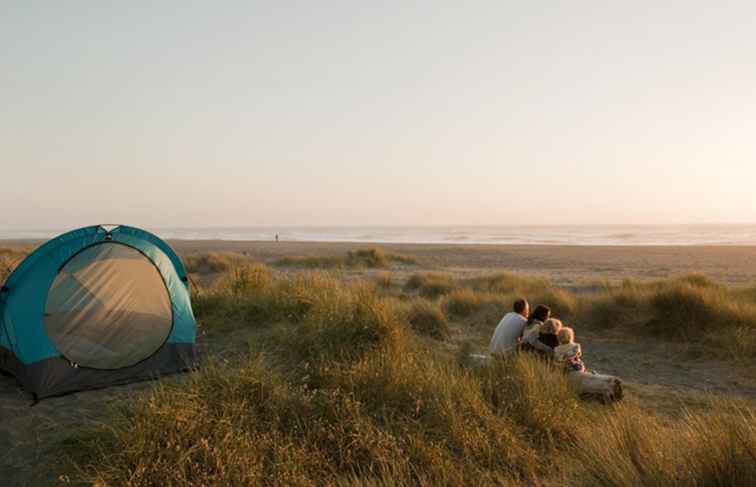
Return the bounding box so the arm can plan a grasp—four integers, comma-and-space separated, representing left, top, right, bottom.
2, 240, 756, 485
6, 239, 756, 285
172, 240, 756, 285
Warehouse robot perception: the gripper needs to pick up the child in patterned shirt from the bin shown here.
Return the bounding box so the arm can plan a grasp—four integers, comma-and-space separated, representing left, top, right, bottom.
554, 327, 586, 373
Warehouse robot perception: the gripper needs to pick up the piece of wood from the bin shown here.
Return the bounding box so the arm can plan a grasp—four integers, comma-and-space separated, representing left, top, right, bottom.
567, 371, 623, 403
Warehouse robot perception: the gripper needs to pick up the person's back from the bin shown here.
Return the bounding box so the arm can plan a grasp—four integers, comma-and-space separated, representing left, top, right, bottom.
489, 299, 529, 356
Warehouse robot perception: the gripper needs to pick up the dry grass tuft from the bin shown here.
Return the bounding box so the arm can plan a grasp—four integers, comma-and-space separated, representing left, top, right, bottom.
442, 288, 508, 321
404, 299, 450, 340
404, 272, 456, 298
56, 264, 756, 486
274, 247, 418, 270
183, 252, 251, 275
0, 247, 28, 283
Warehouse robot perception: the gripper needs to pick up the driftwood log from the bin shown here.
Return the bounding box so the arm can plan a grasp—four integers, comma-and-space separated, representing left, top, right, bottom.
567, 371, 623, 403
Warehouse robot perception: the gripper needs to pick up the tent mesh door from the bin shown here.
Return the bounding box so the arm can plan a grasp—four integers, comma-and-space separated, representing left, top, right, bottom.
44, 243, 172, 369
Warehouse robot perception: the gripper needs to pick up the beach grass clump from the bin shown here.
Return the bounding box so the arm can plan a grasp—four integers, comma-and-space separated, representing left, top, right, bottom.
374, 271, 393, 290
530, 287, 579, 321
476, 355, 580, 447
442, 288, 508, 321
462, 271, 550, 295
0, 247, 28, 283
404, 298, 450, 340
576, 276, 756, 358
404, 272, 456, 298
183, 252, 252, 275
272, 280, 406, 367
647, 282, 756, 354
274, 247, 418, 270
273, 255, 344, 269
570, 401, 756, 486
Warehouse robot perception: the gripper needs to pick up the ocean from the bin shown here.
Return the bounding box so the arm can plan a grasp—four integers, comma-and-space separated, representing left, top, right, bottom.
3, 225, 756, 246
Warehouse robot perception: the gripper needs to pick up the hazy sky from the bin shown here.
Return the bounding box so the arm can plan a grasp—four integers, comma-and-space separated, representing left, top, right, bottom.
2, 1, 755, 228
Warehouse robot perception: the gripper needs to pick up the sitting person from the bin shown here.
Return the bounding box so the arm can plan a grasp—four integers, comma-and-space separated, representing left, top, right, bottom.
537, 318, 563, 350
554, 327, 586, 373
520, 304, 554, 355
489, 298, 529, 357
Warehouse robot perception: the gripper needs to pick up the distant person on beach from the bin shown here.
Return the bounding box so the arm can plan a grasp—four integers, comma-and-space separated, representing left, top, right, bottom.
520, 304, 555, 356
275, 233, 279, 242
489, 298, 529, 356
554, 327, 586, 372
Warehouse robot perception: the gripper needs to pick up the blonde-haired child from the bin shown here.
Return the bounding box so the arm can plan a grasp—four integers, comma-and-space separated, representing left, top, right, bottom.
554, 327, 586, 372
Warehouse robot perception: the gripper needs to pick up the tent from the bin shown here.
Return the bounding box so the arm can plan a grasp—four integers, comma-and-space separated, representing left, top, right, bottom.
0, 225, 198, 398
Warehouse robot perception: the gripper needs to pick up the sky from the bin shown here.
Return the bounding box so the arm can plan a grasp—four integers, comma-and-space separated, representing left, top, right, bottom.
2, 1, 755, 228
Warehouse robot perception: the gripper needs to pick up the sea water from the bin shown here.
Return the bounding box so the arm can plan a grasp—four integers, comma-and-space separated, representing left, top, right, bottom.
4, 225, 756, 246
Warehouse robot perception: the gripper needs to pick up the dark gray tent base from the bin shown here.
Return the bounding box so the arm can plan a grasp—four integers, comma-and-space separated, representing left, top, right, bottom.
0, 343, 198, 399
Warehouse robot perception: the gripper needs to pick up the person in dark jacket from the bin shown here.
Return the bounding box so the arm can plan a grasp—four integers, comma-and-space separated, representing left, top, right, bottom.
537, 318, 563, 350
520, 304, 553, 354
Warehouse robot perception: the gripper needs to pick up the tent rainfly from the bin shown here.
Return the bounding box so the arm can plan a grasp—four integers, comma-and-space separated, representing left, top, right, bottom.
0, 225, 198, 398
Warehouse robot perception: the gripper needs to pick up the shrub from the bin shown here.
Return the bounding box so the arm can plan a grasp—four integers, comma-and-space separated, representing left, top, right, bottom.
346, 247, 390, 268
442, 289, 509, 322
571, 401, 756, 486
273, 255, 343, 269
374, 271, 393, 290
462, 272, 549, 294
405, 299, 450, 340
476, 354, 580, 447
405, 272, 456, 298
275, 248, 417, 270
648, 283, 756, 340
0, 247, 27, 283
530, 288, 578, 321
183, 252, 250, 274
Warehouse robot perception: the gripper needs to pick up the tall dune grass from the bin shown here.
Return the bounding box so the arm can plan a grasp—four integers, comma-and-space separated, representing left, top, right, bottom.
0, 247, 28, 283
60, 263, 756, 485
274, 247, 418, 269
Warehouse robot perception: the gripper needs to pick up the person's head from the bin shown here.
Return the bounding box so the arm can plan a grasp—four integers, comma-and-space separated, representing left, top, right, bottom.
530, 304, 551, 323
513, 298, 529, 318
541, 318, 563, 335
557, 327, 574, 345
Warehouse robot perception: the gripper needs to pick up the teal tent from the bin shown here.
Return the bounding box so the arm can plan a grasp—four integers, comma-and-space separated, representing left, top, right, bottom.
0, 225, 198, 398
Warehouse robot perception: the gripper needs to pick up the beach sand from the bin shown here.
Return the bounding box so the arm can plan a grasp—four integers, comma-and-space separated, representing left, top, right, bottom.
4, 239, 756, 285
169, 240, 756, 285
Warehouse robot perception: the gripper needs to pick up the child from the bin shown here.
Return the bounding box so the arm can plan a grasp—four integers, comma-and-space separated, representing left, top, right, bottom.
554, 327, 586, 372
537, 318, 563, 350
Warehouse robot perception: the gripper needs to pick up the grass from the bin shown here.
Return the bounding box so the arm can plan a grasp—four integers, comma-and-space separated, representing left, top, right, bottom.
0, 247, 28, 284
442, 288, 507, 321
403, 298, 450, 340
579, 275, 756, 360
56, 261, 756, 485
274, 247, 418, 270
404, 272, 456, 298
183, 252, 252, 274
